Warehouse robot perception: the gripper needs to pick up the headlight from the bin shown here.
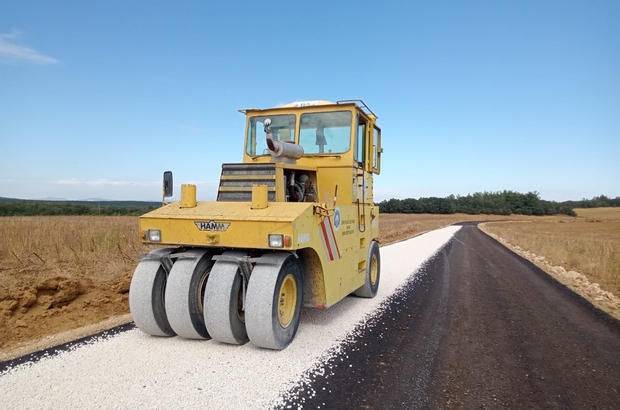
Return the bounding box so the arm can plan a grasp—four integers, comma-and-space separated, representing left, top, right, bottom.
147, 229, 161, 242
268, 234, 283, 248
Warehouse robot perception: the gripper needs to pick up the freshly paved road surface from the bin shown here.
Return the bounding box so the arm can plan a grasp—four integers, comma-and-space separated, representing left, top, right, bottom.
279, 223, 620, 409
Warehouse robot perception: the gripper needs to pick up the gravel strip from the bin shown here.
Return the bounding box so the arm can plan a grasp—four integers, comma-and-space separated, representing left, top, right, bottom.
0, 226, 460, 410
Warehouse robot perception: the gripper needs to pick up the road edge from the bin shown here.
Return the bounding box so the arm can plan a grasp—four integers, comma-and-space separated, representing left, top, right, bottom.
0, 321, 136, 374
0, 314, 133, 364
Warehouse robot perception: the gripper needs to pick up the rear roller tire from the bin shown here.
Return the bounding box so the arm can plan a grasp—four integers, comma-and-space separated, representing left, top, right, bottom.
355, 240, 380, 298
246, 252, 303, 350
204, 251, 249, 345
165, 249, 216, 339
129, 248, 177, 337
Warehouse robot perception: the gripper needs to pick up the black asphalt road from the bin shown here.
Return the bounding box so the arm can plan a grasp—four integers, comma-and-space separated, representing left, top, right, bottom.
277, 223, 620, 410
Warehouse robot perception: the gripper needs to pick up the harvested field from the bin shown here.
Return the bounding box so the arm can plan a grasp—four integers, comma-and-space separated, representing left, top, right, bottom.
378, 213, 573, 245
483, 208, 620, 297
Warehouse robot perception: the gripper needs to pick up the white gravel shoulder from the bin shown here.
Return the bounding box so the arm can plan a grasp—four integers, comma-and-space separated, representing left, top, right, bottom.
0, 226, 461, 410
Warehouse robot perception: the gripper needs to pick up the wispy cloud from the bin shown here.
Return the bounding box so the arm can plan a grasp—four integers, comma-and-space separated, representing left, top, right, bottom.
1, 177, 220, 201
55, 178, 217, 187
0, 30, 59, 65
56, 178, 160, 187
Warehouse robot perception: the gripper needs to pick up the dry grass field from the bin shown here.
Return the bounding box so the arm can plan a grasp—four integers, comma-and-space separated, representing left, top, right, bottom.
378, 213, 575, 245
0, 216, 147, 289
572, 207, 620, 221
483, 208, 620, 296
0, 210, 617, 356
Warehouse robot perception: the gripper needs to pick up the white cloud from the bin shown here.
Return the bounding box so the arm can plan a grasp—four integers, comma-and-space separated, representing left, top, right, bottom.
0, 177, 219, 201
55, 178, 160, 187
0, 30, 59, 65
182, 125, 202, 133
55, 178, 217, 187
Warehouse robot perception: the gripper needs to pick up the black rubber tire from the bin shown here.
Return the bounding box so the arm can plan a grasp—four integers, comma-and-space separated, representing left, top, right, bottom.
245, 252, 304, 350
355, 240, 381, 298
129, 248, 177, 337
165, 249, 216, 339
204, 251, 249, 345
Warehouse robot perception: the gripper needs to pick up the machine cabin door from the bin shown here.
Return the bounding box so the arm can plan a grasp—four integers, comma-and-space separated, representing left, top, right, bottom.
371, 125, 381, 175
354, 114, 369, 203
352, 112, 373, 235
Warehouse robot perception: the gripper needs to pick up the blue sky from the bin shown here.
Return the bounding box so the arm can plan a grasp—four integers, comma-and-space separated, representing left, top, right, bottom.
1, 0, 618, 202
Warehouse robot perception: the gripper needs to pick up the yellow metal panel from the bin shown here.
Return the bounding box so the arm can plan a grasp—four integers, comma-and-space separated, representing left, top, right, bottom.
292, 203, 368, 306
142, 217, 293, 248
144, 201, 313, 221
275, 168, 285, 202
315, 167, 354, 205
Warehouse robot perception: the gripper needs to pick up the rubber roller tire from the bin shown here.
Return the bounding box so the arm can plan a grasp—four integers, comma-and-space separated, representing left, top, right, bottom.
204, 251, 249, 345
355, 240, 381, 298
129, 248, 177, 337
165, 249, 216, 339
245, 252, 303, 350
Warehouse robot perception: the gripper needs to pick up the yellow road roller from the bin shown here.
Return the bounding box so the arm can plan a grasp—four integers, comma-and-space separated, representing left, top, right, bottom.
129, 100, 383, 350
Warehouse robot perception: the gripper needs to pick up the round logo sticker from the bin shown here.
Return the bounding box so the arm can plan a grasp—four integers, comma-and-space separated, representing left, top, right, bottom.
333, 207, 341, 231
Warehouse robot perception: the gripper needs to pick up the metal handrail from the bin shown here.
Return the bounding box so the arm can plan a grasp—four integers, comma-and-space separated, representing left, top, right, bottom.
336, 100, 377, 118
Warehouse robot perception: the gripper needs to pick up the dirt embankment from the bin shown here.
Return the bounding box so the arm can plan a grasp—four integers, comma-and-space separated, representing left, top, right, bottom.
0, 270, 134, 358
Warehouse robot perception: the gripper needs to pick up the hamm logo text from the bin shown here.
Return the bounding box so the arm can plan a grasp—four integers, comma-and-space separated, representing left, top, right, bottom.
194, 221, 231, 231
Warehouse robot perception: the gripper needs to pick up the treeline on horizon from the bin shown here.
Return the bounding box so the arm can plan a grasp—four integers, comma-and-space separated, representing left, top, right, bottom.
377, 192, 620, 217
0, 193, 617, 217
0, 200, 159, 216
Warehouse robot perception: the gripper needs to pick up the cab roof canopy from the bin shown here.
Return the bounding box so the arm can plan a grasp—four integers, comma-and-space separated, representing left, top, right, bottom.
239, 100, 377, 119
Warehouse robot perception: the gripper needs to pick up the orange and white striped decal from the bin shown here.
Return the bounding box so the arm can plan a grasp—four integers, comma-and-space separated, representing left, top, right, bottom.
318, 216, 341, 261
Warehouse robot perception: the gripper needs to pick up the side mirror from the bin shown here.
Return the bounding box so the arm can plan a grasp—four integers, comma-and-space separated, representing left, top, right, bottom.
163, 171, 173, 198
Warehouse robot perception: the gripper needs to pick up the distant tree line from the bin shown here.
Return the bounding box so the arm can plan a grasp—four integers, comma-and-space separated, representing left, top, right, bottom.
0, 200, 158, 216
375, 191, 620, 217
560, 195, 620, 209
0, 197, 160, 207
1, 192, 617, 217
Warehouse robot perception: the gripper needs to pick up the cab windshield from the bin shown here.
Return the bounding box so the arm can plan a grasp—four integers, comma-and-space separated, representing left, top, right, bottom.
246, 110, 352, 156
246, 114, 296, 156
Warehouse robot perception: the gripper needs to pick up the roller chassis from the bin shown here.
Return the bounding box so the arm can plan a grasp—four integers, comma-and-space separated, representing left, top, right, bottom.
129, 100, 383, 350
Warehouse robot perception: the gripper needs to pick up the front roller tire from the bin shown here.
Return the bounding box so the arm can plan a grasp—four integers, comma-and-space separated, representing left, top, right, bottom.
204, 251, 249, 345
129, 248, 177, 337
165, 249, 216, 339
355, 240, 381, 298
246, 252, 303, 350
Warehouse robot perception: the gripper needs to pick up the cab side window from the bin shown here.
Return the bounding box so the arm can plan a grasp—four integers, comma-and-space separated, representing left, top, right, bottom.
355, 115, 366, 168
372, 126, 380, 171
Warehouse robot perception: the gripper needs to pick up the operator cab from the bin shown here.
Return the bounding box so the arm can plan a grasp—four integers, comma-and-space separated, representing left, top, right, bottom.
224, 100, 381, 205
241, 100, 381, 171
